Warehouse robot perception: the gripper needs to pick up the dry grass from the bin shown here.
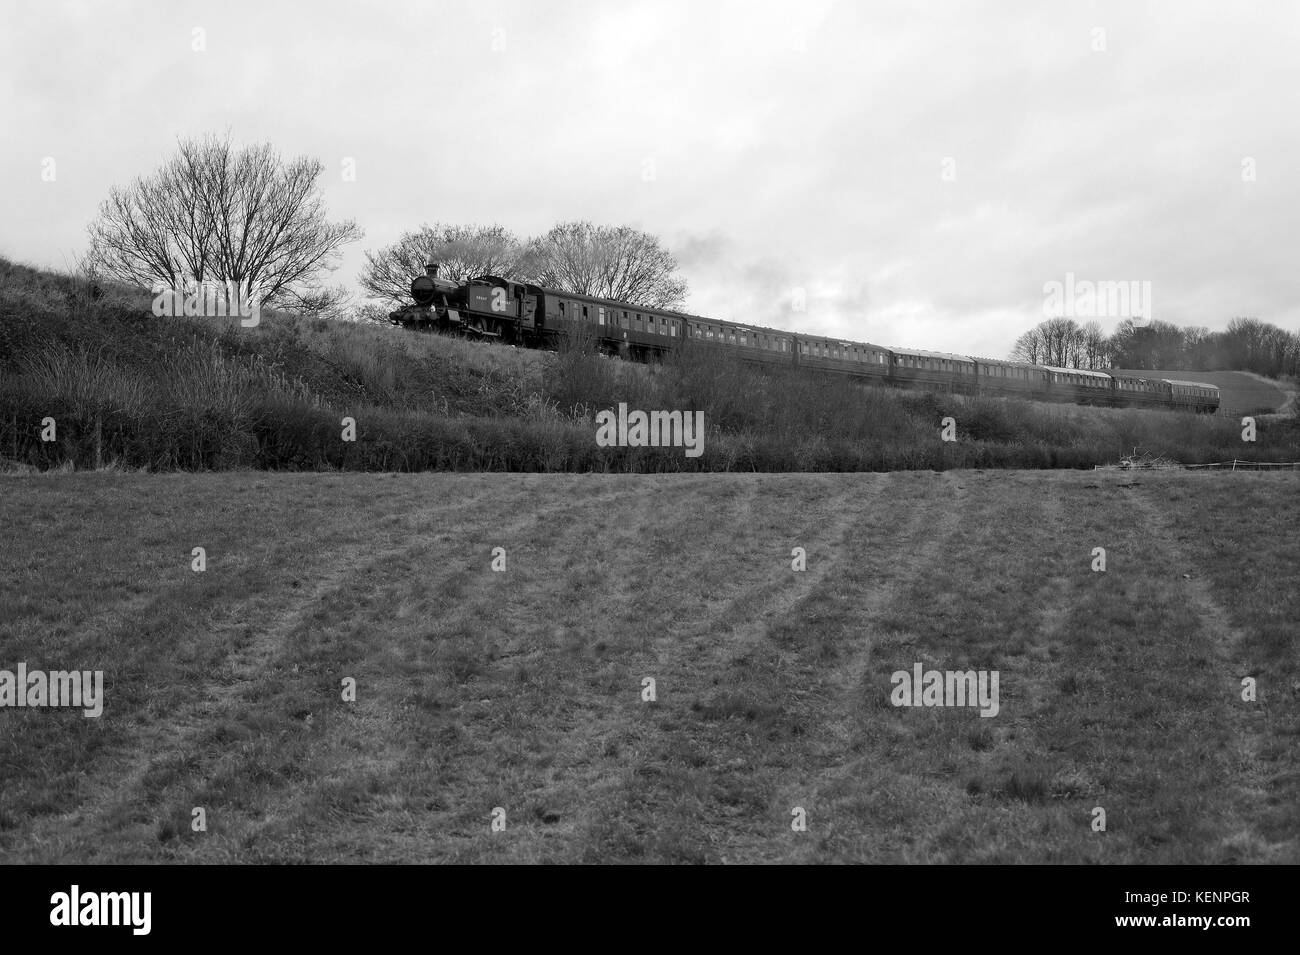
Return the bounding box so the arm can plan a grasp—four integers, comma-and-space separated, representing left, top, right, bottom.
0, 470, 1294, 863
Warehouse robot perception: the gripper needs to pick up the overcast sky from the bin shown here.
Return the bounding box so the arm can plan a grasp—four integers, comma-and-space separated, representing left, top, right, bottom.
2, 0, 1297, 357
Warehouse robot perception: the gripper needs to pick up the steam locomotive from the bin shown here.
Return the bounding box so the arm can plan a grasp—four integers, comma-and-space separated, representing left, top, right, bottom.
388, 263, 1220, 414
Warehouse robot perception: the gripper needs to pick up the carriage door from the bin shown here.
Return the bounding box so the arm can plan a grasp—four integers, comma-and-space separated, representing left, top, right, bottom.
520, 291, 536, 331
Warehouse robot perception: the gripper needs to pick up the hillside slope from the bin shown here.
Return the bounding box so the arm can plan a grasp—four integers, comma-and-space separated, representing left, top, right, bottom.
2, 255, 1298, 471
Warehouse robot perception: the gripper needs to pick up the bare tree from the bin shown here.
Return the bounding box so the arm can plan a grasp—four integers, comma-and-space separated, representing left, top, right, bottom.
1042, 317, 1083, 367
1010, 326, 1045, 365
523, 221, 688, 309
1080, 320, 1108, 369
360, 223, 526, 305
86, 133, 361, 312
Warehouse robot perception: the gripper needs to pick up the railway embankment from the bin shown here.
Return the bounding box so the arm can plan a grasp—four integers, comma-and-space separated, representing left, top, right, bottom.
3, 257, 1298, 472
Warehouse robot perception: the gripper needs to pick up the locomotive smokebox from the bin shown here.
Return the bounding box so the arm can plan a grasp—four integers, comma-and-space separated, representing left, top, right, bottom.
411, 275, 437, 305
411, 262, 459, 305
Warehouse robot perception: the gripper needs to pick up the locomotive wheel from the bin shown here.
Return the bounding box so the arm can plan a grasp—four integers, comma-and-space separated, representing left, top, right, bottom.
467, 316, 487, 336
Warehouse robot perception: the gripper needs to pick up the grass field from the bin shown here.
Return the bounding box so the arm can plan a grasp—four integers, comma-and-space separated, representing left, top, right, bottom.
0, 471, 1296, 863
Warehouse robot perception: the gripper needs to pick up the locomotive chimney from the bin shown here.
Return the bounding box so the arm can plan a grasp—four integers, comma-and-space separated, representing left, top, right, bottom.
425, 261, 440, 278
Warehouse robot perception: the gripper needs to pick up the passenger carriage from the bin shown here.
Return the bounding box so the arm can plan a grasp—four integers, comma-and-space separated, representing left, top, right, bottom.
1041, 365, 1115, 406
794, 334, 892, 382
970, 356, 1046, 399
890, 348, 978, 393
1165, 379, 1220, 413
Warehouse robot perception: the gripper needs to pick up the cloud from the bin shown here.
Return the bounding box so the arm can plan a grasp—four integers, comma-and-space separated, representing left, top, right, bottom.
1, 0, 1297, 360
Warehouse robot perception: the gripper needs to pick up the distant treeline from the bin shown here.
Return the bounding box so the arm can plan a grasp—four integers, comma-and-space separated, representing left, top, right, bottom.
1011, 316, 1299, 379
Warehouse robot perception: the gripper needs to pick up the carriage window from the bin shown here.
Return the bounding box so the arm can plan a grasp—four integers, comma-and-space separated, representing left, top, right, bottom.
598, 307, 605, 325
583, 305, 589, 319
